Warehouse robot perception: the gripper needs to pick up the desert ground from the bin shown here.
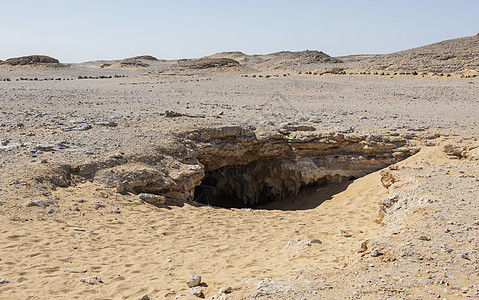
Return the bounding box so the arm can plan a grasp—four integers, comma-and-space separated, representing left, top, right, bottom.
1, 35, 479, 299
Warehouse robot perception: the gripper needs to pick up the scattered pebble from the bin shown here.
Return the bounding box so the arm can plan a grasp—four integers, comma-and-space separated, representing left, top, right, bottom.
370, 248, 382, 257
80, 276, 103, 285
63, 268, 87, 273
139, 294, 150, 300
26, 200, 50, 208
72, 227, 86, 232
190, 286, 204, 298
139, 193, 166, 205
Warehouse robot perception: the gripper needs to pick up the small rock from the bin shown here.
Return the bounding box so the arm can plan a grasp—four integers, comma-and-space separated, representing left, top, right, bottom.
186, 274, 201, 287
80, 276, 103, 284
95, 121, 118, 127
419, 236, 431, 241
389, 164, 399, 170
63, 268, 87, 273
370, 248, 382, 257
0, 278, 10, 284
139, 294, 150, 300
190, 286, 204, 298
95, 203, 106, 210
26, 200, 50, 208
72, 227, 86, 232
139, 193, 166, 205
219, 286, 233, 294
61, 124, 92, 132
358, 241, 368, 253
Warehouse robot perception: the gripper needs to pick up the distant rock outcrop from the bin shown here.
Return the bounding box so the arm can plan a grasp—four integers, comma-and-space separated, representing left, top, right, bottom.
131, 55, 158, 61
119, 59, 149, 68
358, 34, 479, 74
174, 58, 240, 70
266, 50, 341, 64
4, 55, 60, 66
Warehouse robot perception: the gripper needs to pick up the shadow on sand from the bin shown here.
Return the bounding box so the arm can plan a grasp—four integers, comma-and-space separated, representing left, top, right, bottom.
256, 180, 353, 211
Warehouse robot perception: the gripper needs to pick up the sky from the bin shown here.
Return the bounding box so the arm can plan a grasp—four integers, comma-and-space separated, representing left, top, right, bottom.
0, 0, 478, 63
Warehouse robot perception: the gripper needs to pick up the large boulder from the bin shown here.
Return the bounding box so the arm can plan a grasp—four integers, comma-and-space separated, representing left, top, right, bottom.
4, 55, 60, 65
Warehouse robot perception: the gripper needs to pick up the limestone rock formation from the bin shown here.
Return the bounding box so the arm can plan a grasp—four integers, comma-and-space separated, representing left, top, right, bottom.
34, 125, 416, 207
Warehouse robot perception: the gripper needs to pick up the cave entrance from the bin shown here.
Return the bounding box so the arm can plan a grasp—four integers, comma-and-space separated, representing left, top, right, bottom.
193, 158, 354, 209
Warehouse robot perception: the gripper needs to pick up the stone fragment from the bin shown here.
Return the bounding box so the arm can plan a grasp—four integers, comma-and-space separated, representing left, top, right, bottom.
339, 230, 352, 237
26, 200, 50, 208
190, 286, 204, 298
370, 248, 381, 257
219, 286, 233, 294
63, 268, 87, 273
139, 294, 150, 300
72, 227, 86, 232
278, 122, 315, 134
34, 141, 71, 152
60, 124, 92, 132
95, 121, 118, 127
0, 278, 10, 284
186, 274, 201, 287
80, 276, 103, 284
358, 241, 368, 253
139, 193, 166, 205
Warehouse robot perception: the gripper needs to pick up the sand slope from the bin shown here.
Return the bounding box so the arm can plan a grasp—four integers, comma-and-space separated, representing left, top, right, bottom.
0, 169, 386, 299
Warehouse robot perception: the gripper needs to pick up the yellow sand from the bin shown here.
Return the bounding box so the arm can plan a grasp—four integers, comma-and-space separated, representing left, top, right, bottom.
0, 170, 386, 299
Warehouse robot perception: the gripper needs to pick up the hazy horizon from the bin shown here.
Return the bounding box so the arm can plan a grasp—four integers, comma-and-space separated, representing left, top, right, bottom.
1, 0, 478, 63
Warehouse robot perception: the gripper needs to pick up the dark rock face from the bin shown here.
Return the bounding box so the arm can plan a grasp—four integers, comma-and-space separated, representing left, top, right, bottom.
4, 55, 60, 65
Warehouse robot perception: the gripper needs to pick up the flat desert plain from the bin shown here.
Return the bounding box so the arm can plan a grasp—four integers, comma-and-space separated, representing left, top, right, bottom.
1, 35, 479, 299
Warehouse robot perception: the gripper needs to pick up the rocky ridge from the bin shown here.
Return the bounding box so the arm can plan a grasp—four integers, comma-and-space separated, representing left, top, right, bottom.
24, 125, 416, 208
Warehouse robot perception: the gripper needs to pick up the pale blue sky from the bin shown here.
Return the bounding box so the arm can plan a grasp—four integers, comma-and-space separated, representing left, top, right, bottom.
1, 0, 478, 62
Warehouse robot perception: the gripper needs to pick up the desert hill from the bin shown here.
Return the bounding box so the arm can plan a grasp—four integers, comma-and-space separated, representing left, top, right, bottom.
205, 49, 342, 71
355, 34, 479, 74
0, 55, 65, 70
2, 55, 60, 65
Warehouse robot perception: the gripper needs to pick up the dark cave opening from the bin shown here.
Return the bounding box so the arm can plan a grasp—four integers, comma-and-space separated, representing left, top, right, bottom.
193, 159, 348, 209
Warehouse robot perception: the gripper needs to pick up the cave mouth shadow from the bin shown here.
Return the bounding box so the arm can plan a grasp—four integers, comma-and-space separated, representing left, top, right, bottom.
194, 174, 355, 212
256, 179, 353, 211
